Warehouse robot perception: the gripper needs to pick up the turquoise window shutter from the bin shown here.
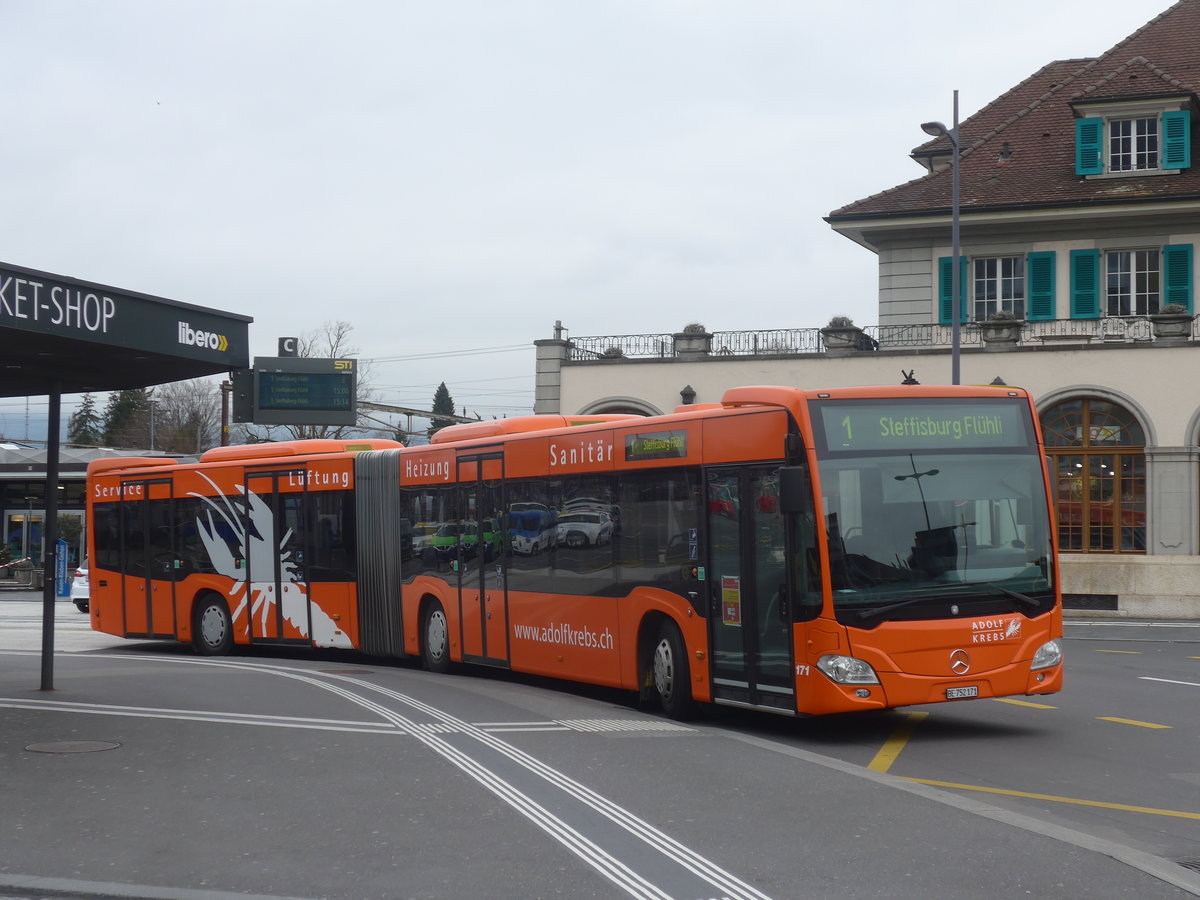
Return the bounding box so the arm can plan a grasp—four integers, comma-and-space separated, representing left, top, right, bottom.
1075, 118, 1103, 175
1027, 252, 1056, 321
938, 256, 968, 324
1161, 111, 1191, 170
1163, 244, 1193, 311
1070, 249, 1100, 318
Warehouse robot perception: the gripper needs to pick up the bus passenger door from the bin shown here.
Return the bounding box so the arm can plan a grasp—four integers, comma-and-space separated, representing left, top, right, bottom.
120, 478, 177, 639
243, 469, 309, 644
457, 453, 510, 667
706, 467, 795, 712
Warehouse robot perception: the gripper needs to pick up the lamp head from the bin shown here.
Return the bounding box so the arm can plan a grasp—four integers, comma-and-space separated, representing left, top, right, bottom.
921, 121, 948, 138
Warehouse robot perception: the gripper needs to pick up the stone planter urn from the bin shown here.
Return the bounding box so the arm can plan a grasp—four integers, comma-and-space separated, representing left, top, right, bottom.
820, 316, 869, 352
1150, 305, 1194, 341
980, 314, 1024, 348
673, 323, 712, 359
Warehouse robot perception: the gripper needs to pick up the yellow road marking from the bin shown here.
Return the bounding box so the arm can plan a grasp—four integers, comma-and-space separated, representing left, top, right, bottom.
1095, 649, 1140, 654
906, 778, 1200, 820
868, 711, 927, 773
1097, 716, 1172, 729
993, 698, 1056, 709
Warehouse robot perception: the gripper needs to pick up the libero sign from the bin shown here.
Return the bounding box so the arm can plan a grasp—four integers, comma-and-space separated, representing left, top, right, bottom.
0, 262, 249, 366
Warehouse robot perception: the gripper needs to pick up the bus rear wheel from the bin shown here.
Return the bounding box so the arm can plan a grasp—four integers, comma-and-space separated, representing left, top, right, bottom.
652, 621, 697, 720
422, 601, 451, 674
192, 594, 233, 656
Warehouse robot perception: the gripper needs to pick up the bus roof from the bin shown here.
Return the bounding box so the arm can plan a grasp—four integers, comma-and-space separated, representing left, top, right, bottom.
198, 438, 403, 464
430, 414, 641, 444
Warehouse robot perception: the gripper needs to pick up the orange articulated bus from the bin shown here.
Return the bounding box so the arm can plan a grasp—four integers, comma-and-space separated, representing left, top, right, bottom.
85, 384, 1063, 718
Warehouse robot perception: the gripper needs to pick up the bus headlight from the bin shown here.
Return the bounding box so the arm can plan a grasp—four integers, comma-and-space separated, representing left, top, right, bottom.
1031, 639, 1063, 670
816, 654, 880, 685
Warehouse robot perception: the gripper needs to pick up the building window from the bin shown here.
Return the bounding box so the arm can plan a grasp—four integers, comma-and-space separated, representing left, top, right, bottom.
1075, 109, 1191, 176
1069, 244, 1193, 319
1105, 249, 1160, 316
1109, 117, 1158, 172
972, 256, 1025, 320
940, 252, 1053, 324
1041, 398, 1145, 553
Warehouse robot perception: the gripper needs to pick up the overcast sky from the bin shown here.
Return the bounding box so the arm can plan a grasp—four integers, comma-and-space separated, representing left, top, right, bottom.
0, 0, 1165, 439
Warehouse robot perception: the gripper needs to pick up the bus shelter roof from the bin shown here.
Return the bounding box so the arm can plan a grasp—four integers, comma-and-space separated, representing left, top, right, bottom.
2, 261, 252, 397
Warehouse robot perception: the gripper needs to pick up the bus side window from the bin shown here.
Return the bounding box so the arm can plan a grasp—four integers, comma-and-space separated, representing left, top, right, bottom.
93, 503, 121, 574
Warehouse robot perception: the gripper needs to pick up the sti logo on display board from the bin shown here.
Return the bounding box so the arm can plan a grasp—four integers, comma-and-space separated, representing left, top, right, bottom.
0, 263, 249, 367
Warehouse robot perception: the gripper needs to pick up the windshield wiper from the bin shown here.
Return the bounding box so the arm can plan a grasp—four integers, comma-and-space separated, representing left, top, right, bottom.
970, 582, 1042, 610
855, 594, 938, 623
855, 581, 1042, 624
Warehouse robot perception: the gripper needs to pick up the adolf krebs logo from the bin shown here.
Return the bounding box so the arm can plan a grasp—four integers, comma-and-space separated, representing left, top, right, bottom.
178, 321, 228, 352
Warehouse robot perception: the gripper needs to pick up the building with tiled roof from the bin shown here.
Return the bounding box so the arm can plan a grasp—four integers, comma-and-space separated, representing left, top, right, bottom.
534, 0, 1200, 619
829, 0, 1200, 330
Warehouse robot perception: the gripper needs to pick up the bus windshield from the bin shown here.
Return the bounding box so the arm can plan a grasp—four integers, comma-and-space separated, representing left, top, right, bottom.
815, 449, 1054, 623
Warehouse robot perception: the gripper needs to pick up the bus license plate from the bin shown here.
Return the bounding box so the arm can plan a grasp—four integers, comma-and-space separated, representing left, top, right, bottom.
946, 686, 979, 700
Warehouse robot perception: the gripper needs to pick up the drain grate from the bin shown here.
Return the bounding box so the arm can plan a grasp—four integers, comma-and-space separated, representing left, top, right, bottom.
1179, 859, 1200, 873
25, 741, 121, 754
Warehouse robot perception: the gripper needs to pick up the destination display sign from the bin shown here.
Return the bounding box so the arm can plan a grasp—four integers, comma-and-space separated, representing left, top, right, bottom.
814, 399, 1031, 453
625, 429, 688, 461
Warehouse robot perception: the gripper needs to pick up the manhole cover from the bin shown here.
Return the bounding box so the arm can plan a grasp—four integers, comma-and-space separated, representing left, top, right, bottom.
25, 741, 121, 754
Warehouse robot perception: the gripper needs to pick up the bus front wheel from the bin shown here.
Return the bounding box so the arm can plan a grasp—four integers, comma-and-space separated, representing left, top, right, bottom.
192, 594, 233, 656
422, 601, 451, 674
652, 621, 697, 720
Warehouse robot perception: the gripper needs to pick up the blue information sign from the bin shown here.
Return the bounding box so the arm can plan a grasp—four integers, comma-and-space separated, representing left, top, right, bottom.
55, 539, 69, 597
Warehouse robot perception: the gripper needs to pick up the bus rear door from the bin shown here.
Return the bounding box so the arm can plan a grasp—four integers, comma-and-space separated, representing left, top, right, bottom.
706, 467, 795, 712
243, 469, 309, 644
457, 453, 510, 667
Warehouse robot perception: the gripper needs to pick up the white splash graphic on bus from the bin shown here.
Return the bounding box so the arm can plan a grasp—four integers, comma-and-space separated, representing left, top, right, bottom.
189, 474, 350, 648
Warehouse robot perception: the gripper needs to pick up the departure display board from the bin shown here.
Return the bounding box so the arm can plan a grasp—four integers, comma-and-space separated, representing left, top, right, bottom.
231, 357, 358, 426
258, 371, 353, 411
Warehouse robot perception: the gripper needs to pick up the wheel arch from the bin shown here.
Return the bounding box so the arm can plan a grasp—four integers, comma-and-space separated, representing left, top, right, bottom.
418, 591, 458, 663
636, 610, 673, 703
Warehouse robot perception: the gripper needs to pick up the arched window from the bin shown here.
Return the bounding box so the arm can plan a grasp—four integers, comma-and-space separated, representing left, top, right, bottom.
1041, 398, 1145, 553
577, 398, 657, 417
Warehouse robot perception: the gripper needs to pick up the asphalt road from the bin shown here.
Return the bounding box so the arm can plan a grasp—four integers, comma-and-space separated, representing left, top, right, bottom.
1, 594, 1198, 899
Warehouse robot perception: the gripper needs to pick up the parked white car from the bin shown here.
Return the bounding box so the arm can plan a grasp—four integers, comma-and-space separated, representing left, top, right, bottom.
70, 563, 89, 613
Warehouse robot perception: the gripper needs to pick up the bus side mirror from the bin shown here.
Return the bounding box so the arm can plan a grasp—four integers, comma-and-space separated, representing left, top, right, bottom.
779, 466, 810, 514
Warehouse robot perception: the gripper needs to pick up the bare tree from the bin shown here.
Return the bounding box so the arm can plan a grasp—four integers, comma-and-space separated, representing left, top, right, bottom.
234, 321, 384, 443
152, 378, 223, 455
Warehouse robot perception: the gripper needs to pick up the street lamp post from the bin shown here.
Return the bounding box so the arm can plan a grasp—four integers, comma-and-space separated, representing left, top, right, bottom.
148, 396, 158, 451
922, 90, 961, 385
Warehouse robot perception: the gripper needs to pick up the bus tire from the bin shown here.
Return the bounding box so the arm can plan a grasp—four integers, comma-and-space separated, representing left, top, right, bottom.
422, 601, 451, 674
192, 594, 233, 656
652, 621, 697, 720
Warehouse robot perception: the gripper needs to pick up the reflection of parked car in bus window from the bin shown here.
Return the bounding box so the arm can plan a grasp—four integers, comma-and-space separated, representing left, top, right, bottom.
429, 522, 475, 561
555, 511, 613, 547
411, 523, 441, 551
510, 503, 556, 555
